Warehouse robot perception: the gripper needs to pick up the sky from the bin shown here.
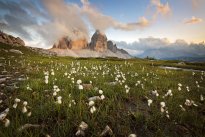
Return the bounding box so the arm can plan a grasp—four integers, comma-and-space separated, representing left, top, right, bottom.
0, 0, 205, 59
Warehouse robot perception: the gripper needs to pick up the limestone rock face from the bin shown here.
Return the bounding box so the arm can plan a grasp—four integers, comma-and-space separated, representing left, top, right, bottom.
107, 41, 117, 53
0, 31, 25, 46
118, 49, 129, 54
53, 37, 88, 50
89, 30, 107, 52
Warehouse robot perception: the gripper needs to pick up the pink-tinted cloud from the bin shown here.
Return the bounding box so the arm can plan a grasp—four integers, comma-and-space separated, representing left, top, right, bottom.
184, 16, 203, 24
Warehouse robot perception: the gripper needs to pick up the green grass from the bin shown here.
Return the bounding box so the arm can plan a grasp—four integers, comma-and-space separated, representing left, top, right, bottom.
0, 43, 205, 137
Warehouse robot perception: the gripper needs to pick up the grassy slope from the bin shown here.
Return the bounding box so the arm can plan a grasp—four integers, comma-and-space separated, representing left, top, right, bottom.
0, 43, 205, 137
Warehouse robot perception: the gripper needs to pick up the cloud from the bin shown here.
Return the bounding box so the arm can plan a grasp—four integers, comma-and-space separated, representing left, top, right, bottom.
191, 0, 202, 8
184, 16, 203, 24
0, 0, 42, 40
115, 38, 205, 59
150, 0, 171, 19
0, 0, 151, 48
81, 0, 149, 32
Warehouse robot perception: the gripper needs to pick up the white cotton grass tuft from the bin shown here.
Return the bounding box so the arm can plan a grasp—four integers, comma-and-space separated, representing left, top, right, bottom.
160, 102, 166, 113
45, 75, 49, 84
23, 101, 28, 106
184, 99, 198, 107
15, 98, 21, 103
22, 106, 27, 113
200, 94, 204, 101
99, 90, 103, 95
56, 96, 62, 104
27, 112, 32, 117
100, 95, 105, 100
13, 98, 21, 109
53, 91, 57, 96
78, 85, 83, 90
77, 79, 82, 85
22, 101, 28, 113
186, 86, 190, 92
128, 134, 137, 137
147, 99, 153, 107
4, 118, 10, 127
90, 106, 96, 114
165, 89, 173, 97
13, 103, 18, 108
152, 90, 159, 97
88, 101, 95, 107
179, 105, 186, 111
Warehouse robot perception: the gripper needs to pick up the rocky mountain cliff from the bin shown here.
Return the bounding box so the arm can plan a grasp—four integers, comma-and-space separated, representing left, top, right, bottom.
0, 31, 25, 46
51, 30, 132, 59
89, 30, 107, 52
53, 37, 88, 50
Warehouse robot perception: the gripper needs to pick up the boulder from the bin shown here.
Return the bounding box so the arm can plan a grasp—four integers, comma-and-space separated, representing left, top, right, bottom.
0, 31, 25, 46
14, 37, 25, 46
89, 30, 107, 52
9, 49, 23, 55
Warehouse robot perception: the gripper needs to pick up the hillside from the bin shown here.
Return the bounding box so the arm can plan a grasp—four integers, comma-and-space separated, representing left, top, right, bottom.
0, 42, 205, 136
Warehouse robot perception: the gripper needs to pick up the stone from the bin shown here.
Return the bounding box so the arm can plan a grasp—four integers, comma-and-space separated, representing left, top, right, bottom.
9, 49, 23, 55
0, 31, 25, 46
0, 78, 6, 84
82, 84, 93, 90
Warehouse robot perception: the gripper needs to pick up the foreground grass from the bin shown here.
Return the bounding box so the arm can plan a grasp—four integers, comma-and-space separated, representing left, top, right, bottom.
0, 43, 205, 137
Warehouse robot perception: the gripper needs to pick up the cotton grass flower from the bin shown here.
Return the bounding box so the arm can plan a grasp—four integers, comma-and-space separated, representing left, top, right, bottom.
152, 90, 159, 97
90, 106, 96, 114
78, 85, 83, 90
22, 106, 27, 113
165, 89, 173, 97
3, 118, 10, 127
99, 90, 103, 94
100, 95, 105, 100
27, 112, 32, 117
200, 94, 204, 101
22, 101, 28, 113
88, 101, 95, 107
13, 98, 21, 109
53, 91, 57, 96
147, 99, 153, 107
45, 75, 49, 84
77, 79, 82, 85
56, 96, 62, 104
129, 134, 137, 137
179, 105, 186, 111
160, 102, 166, 113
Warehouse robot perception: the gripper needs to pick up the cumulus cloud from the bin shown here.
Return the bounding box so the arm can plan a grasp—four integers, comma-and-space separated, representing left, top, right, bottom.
116, 38, 205, 60
184, 16, 203, 24
150, 0, 171, 19
0, 0, 151, 48
81, 0, 149, 32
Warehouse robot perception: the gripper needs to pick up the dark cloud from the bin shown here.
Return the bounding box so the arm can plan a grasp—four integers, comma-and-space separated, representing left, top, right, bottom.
0, 0, 44, 40
116, 38, 205, 59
